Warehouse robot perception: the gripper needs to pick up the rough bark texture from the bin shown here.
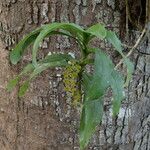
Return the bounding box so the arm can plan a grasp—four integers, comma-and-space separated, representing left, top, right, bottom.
0, 0, 149, 150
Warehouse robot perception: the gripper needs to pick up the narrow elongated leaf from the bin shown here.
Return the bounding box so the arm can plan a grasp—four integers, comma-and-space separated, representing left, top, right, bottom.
43, 23, 87, 44
41, 53, 74, 63
86, 49, 113, 100
12, 54, 71, 97
79, 49, 110, 150
7, 64, 34, 92
110, 70, 124, 116
30, 53, 74, 79
106, 31, 123, 55
8, 53, 73, 95
86, 24, 107, 40
20, 63, 34, 75
43, 23, 85, 37
124, 58, 134, 86
10, 28, 42, 64
86, 75, 106, 100
10, 23, 84, 66
106, 30, 134, 86
32, 23, 86, 66
82, 72, 92, 96
30, 60, 68, 80
80, 98, 103, 150
19, 81, 30, 97
6, 77, 20, 91
80, 49, 125, 149
93, 49, 124, 115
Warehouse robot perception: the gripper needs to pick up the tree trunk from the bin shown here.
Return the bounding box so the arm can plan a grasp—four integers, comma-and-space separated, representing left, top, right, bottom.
0, 0, 149, 150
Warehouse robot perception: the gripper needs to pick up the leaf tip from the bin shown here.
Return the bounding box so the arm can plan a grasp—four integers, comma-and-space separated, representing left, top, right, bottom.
6, 77, 19, 92
10, 50, 20, 65
18, 81, 30, 97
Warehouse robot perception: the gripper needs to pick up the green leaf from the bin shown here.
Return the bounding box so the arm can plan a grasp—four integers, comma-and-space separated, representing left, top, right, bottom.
111, 70, 124, 116
7, 64, 34, 92
80, 49, 125, 149
6, 77, 19, 91
93, 49, 124, 116
43, 23, 85, 37
82, 72, 92, 95
32, 23, 86, 66
80, 98, 103, 150
19, 81, 30, 97
87, 50, 124, 114
10, 28, 42, 64
124, 58, 134, 87
29, 53, 74, 79
86, 23, 107, 40
8, 53, 73, 96
41, 53, 74, 64
86, 49, 113, 100
20, 63, 35, 76
106, 30, 134, 86
10, 22, 83, 65
106, 30, 123, 55
30, 60, 68, 80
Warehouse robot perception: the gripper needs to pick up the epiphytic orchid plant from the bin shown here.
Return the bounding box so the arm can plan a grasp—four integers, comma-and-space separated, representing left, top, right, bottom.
7, 23, 133, 150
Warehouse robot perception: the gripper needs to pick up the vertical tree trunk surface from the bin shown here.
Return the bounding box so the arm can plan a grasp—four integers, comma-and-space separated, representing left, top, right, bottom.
0, 0, 149, 150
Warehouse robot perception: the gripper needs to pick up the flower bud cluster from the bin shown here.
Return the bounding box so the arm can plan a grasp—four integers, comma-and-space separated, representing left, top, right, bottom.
63, 61, 81, 105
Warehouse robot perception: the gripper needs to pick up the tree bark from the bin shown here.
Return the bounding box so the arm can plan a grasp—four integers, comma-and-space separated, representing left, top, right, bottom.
0, 0, 149, 150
